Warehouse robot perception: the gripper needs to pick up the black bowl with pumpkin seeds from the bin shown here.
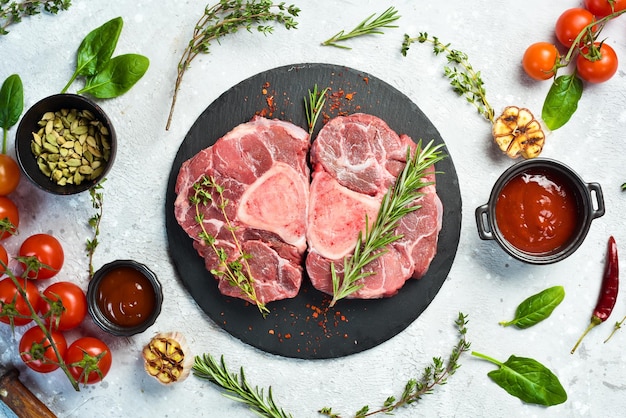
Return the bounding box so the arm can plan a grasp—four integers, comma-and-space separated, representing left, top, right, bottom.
15, 93, 117, 195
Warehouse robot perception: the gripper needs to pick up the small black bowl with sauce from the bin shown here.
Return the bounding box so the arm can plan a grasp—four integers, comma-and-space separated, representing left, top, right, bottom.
87, 260, 163, 336
475, 158, 605, 264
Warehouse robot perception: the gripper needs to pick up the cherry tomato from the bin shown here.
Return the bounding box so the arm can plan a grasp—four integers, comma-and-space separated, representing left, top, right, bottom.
0, 277, 41, 326
65, 337, 112, 384
584, 0, 626, 17
19, 233, 64, 279
555, 8, 596, 47
19, 326, 67, 373
522, 42, 560, 80
0, 154, 20, 196
0, 196, 19, 240
577, 43, 619, 83
0, 244, 7, 274
39, 282, 87, 331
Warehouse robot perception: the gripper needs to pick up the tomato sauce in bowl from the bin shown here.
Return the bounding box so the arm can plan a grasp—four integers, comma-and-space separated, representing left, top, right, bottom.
495, 169, 578, 254
87, 260, 163, 336
475, 159, 605, 264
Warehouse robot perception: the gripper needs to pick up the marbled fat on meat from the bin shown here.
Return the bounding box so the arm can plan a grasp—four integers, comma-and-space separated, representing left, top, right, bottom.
305, 113, 443, 299
174, 116, 310, 304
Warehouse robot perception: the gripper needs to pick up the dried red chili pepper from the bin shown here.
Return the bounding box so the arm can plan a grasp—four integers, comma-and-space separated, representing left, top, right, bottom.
571, 236, 619, 354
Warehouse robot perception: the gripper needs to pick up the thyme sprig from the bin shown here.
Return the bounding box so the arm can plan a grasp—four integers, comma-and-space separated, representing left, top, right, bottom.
304, 84, 329, 135
321, 6, 400, 49
86, 180, 105, 279
191, 175, 269, 316
329, 141, 446, 307
193, 354, 293, 418
166, 0, 300, 130
402, 33, 495, 123
320, 313, 470, 418
0, 0, 71, 35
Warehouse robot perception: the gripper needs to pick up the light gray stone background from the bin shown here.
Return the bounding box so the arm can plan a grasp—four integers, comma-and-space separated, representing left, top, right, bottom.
1, 0, 625, 417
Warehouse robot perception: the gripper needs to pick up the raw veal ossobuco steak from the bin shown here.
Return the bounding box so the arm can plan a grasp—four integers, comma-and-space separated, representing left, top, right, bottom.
174, 116, 310, 304
305, 113, 443, 299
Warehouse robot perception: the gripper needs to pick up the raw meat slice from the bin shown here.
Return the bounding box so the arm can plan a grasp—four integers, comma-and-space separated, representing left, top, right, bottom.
174, 116, 310, 304
306, 113, 443, 299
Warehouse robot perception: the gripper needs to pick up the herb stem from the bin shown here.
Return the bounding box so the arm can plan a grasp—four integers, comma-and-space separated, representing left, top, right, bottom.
321, 6, 400, 49
166, 1, 300, 130
304, 84, 328, 135
330, 141, 445, 306
402, 33, 495, 123
470, 351, 503, 367
0, 0, 71, 35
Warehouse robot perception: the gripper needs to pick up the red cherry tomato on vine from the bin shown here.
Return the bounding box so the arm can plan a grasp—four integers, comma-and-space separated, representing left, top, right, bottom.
0, 244, 7, 274
584, 0, 626, 17
523, 42, 560, 80
19, 233, 64, 279
577, 43, 619, 83
555, 8, 596, 47
39, 281, 87, 331
0, 196, 19, 240
0, 277, 41, 326
19, 326, 67, 373
0, 154, 20, 196
65, 337, 112, 384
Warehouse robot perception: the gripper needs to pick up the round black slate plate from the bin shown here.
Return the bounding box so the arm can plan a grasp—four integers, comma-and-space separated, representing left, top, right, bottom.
165, 63, 462, 359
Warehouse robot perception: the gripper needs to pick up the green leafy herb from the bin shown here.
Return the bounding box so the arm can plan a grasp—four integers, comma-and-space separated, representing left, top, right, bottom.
330, 141, 445, 307
166, 0, 300, 130
191, 175, 269, 316
402, 33, 494, 123
86, 180, 105, 279
471, 352, 567, 406
193, 354, 293, 418
321, 6, 400, 49
77, 54, 150, 98
541, 74, 583, 131
605, 314, 626, 343
0, 73, 23, 154
303, 84, 328, 135
61, 16, 149, 98
0, 0, 71, 36
499, 285, 565, 329
62, 16, 123, 91
321, 313, 470, 418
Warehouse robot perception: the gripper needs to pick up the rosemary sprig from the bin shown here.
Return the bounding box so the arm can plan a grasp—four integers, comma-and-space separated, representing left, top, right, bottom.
304, 84, 329, 135
321, 6, 400, 49
193, 354, 293, 418
402, 32, 495, 123
191, 175, 269, 316
86, 180, 105, 279
329, 141, 446, 307
320, 313, 471, 418
166, 0, 300, 130
0, 0, 71, 35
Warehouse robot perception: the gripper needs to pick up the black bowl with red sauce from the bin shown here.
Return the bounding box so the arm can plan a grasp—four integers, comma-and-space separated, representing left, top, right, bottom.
87, 260, 163, 336
475, 158, 605, 264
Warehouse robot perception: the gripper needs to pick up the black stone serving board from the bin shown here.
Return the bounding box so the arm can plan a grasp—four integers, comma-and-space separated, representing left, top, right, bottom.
165, 63, 462, 359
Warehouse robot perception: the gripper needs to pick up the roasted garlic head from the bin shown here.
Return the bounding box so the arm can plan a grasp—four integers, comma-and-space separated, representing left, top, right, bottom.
493, 106, 545, 159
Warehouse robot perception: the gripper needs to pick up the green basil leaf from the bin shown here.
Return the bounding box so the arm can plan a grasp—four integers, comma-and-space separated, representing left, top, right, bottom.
76, 17, 123, 77
78, 54, 150, 99
500, 285, 565, 329
487, 355, 567, 406
542, 74, 583, 131
0, 74, 24, 129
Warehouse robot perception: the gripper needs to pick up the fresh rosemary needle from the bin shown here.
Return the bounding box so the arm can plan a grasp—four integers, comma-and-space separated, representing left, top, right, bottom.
193, 354, 293, 418
321, 6, 401, 49
304, 84, 329, 135
329, 140, 446, 307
